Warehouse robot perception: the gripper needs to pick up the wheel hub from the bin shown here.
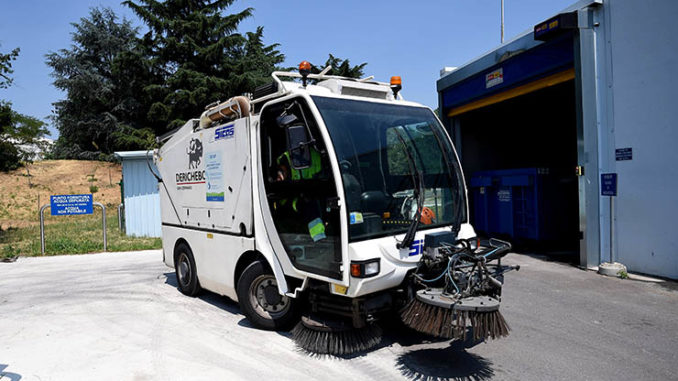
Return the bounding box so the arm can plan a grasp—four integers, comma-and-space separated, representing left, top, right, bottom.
250, 275, 290, 317
178, 253, 191, 286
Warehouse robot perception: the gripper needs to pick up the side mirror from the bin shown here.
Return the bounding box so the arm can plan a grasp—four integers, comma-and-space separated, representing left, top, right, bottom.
286, 125, 312, 169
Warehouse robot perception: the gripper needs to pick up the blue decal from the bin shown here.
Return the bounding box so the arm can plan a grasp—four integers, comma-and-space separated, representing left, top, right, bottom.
409, 239, 424, 256
215, 124, 235, 140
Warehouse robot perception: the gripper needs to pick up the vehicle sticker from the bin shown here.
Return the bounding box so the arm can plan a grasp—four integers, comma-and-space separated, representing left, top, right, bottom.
205, 151, 224, 202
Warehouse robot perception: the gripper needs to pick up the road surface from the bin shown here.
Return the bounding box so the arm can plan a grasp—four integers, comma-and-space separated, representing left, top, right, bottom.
1, 250, 677, 380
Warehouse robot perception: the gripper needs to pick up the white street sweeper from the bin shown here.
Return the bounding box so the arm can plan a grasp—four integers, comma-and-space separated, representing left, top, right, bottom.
153, 61, 519, 355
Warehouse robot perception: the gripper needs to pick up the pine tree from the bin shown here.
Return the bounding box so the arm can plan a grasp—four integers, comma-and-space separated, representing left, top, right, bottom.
124, 0, 285, 131
46, 7, 150, 159
311, 54, 367, 79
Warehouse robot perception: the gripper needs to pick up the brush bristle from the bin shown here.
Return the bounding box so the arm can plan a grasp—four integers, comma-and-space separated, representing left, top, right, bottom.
291, 322, 383, 356
400, 298, 510, 341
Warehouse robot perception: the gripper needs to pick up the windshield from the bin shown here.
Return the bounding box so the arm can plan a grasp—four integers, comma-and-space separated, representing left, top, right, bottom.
312, 96, 466, 242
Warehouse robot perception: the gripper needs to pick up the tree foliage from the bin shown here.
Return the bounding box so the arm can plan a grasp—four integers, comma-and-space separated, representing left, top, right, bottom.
46, 8, 151, 159
311, 54, 367, 79
124, 0, 285, 130
0, 47, 48, 171
47, 1, 369, 159
0, 45, 20, 89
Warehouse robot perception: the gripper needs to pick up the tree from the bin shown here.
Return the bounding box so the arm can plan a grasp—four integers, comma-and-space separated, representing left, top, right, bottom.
0, 47, 48, 171
46, 7, 152, 159
310, 54, 367, 79
0, 45, 20, 89
124, 0, 286, 131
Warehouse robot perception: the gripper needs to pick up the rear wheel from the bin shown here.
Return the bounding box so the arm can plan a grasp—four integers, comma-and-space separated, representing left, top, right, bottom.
237, 260, 298, 330
174, 242, 201, 296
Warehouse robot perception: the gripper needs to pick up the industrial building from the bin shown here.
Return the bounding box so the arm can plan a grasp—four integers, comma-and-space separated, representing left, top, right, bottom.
437, 0, 678, 278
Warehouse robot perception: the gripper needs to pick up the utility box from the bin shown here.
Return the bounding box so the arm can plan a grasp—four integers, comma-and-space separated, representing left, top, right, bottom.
470, 168, 560, 243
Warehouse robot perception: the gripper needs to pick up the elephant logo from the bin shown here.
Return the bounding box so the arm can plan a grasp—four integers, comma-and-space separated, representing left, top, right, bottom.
187, 138, 203, 169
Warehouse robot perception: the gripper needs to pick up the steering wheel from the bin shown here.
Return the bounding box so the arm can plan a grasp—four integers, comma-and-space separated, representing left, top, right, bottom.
400, 194, 417, 220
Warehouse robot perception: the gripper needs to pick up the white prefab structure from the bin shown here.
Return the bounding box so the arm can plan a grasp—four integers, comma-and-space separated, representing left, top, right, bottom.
437, 0, 678, 279
115, 150, 162, 237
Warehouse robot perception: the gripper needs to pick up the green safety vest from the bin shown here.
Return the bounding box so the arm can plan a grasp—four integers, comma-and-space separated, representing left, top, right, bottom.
277, 148, 322, 180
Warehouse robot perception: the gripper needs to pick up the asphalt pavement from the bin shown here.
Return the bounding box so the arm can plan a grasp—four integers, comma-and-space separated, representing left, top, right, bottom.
1, 250, 677, 380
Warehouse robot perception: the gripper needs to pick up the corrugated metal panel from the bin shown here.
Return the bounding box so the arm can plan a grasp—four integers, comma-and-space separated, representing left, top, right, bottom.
122, 158, 161, 237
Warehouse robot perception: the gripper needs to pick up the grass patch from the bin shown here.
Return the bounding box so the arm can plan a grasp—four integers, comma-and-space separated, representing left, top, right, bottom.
0, 211, 161, 257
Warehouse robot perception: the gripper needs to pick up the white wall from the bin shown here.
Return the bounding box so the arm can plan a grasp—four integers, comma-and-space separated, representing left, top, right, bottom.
607, 0, 678, 278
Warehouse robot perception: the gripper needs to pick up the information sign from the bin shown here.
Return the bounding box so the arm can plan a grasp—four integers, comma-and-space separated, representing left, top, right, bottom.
50, 194, 94, 216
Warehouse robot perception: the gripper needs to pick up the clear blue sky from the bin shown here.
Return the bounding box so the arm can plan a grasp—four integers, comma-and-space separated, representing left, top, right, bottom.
0, 0, 573, 138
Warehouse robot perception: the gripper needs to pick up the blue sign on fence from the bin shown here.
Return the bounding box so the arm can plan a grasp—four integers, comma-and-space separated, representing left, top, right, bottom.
601, 173, 618, 197
50, 194, 93, 216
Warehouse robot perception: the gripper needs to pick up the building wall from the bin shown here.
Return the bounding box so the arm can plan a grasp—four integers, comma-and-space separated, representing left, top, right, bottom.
607, 0, 678, 278
122, 159, 162, 237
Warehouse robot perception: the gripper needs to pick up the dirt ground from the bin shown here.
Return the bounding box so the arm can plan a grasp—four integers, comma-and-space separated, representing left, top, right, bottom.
0, 160, 122, 229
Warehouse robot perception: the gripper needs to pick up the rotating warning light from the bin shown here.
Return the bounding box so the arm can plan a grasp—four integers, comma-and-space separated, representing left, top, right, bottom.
299, 60, 311, 71
390, 76, 402, 98
299, 60, 312, 87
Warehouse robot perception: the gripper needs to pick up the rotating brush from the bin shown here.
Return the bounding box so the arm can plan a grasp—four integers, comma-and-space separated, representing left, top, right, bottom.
400, 237, 516, 342
291, 314, 383, 356
400, 290, 509, 341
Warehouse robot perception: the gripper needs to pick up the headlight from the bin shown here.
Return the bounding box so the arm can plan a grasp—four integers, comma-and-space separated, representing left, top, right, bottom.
350, 259, 380, 278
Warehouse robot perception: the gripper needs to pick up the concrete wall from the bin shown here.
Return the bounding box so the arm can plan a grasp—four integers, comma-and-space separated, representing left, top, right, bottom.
122, 159, 161, 237
606, 0, 678, 278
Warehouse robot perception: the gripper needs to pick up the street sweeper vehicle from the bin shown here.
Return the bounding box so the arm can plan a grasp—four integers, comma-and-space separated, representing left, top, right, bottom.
154, 61, 519, 355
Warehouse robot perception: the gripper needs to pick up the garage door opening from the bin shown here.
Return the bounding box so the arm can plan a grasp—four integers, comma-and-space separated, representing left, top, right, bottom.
455, 79, 580, 262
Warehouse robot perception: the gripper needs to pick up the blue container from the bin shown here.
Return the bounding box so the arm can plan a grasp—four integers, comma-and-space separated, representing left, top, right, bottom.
469, 168, 552, 241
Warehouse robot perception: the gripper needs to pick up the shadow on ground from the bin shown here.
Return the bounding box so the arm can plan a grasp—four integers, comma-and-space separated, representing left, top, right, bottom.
164, 272, 241, 315
164, 271, 494, 380
396, 341, 494, 381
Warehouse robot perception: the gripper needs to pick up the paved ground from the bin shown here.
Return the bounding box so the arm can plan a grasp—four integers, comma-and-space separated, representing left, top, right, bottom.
1, 250, 677, 381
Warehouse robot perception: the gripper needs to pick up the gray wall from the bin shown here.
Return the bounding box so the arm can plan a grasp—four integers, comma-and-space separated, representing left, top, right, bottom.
607, 0, 678, 278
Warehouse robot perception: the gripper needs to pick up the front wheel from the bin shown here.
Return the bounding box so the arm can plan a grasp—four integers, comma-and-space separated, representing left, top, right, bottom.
236, 260, 299, 330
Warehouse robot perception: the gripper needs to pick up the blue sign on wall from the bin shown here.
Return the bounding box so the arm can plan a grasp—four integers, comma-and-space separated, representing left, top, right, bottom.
615, 147, 632, 161
50, 194, 93, 216
601, 173, 618, 197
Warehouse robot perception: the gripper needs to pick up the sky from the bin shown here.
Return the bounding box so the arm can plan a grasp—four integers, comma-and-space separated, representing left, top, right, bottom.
0, 0, 574, 138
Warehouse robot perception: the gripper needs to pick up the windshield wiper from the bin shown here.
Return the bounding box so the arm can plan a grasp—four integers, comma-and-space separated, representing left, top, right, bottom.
393, 128, 426, 250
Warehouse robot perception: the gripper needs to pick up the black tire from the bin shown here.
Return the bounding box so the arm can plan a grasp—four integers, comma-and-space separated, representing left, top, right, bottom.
237, 260, 299, 330
174, 242, 201, 296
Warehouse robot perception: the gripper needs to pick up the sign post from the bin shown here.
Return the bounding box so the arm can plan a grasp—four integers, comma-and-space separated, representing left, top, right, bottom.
598, 174, 626, 277
40, 194, 106, 255
601, 173, 617, 263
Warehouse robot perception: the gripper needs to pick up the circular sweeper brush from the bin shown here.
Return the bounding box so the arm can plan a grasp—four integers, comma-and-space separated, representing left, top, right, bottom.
400, 288, 510, 342
291, 314, 383, 356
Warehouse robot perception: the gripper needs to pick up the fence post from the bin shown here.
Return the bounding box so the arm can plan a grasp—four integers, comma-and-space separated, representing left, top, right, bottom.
39, 204, 49, 255
95, 202, 107, 252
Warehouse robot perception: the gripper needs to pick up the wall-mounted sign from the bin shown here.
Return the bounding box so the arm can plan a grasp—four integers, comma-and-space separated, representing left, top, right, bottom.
50, 194, 93, 216
534, 12, 577, 41
601, 173, 618, 197
615, 147, 632, 161
485, 68, 504, 89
